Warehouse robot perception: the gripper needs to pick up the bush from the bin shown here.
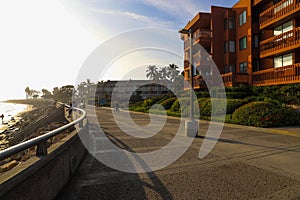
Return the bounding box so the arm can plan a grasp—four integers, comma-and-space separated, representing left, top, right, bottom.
197, 98, 245, 116
142, 96, 166, 108
170, 98, 190, 112
232, 102, 300, 127
226, 99, 246, 114
198, 98, 212, 116
196, 91, 210, 98
160, 97, 177, 110
225, 92, 248, 99
142, 98, 154, 108
243, 96, 258, 103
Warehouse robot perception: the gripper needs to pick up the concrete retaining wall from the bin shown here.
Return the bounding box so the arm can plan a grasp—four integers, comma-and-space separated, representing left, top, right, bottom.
0, 121, 88, 200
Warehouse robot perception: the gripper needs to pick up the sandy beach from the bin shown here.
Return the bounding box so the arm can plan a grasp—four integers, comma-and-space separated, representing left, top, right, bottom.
0, 99, 57, 150
0, 103, 34, 134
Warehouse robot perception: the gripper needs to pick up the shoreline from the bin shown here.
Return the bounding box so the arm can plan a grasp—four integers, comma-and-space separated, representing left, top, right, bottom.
0, 103, 34, 134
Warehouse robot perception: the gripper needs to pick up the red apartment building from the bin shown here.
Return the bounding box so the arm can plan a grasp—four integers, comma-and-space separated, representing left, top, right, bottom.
181, 0, 300, 88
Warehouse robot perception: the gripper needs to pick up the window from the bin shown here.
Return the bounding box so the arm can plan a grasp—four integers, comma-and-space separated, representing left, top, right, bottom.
274, 20, 293, 36
229, 65, 235, 72
239, 37, 247, 50
229, 17, 235, 29
274, 53, 292, 68
226, 65, 235, 73
239, 10, 246, 26
224, 18, 227, 30
274, 0, 293, 13
229, 41, 235, 52
225, 65, 229, 73
239, 62, 247, 72
253, 35, 259, 48
224, 42, 228, 53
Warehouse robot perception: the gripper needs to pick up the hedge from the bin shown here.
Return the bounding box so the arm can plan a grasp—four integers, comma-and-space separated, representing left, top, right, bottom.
160, 97, 177, 110
232, 102, 300, 127
197, 98, 245, 116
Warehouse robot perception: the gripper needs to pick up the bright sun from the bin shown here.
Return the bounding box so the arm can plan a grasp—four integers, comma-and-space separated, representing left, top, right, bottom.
0, 0, 98, 100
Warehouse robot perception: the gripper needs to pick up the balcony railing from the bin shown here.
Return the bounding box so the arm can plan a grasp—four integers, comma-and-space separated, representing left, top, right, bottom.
253, 63, 300, 86
184, 39, 190, 50
260, 0, 300, 29
193, 29, 211, 45
260, 27, 300, 58
221, 72, 234, 87
193, 75, 207, 89
193, 29, 211, 39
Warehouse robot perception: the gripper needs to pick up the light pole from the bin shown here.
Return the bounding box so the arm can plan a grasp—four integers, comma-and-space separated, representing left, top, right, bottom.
179, 28, 198, 137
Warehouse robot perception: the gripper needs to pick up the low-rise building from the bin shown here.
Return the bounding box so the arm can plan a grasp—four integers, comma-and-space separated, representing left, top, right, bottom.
86, 80, 172, 105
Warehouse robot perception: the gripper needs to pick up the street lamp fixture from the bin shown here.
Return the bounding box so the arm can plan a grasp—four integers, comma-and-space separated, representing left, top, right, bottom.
179, 28, 198, 137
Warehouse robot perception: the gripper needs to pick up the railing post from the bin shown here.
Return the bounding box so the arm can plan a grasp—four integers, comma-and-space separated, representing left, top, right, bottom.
36, 141, 48, 157
79, 120, 83, 128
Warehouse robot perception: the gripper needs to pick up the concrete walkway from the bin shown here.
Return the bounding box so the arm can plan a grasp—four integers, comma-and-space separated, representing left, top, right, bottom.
57, 107, 300, 199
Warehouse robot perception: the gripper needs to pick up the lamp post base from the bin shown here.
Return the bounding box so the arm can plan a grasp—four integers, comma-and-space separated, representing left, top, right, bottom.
185, 119, 198, 137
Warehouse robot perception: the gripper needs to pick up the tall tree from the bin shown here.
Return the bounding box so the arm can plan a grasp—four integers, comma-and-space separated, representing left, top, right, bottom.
158, 67, 169, 80
25, 87, 31, 99
168, 63, 180, 82
146, 65, 159, 80
41, 89, 52, 99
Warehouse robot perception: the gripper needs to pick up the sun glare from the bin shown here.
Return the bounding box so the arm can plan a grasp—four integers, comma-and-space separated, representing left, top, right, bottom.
0, 0, 98, 100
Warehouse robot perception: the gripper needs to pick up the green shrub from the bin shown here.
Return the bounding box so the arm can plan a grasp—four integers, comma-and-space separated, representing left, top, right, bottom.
131, 107, 148, 113
263, 97, 281, 107
226, 99, 246, 114
198, 98, 211, 116
232, 102, 300, 127
160, 97, 177, 110
170, 98, 190, 112
197, 98, 244, 116
243, 96, 258, 103
225, 92, 248, 99
196, 91, 210, 98
142, 96, 167, 108
142, 98, 154, 108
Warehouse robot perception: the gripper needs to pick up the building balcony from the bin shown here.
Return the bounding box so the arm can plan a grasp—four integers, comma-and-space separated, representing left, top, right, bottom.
253, 63, 300, 86
259, 0, 300, 30
184, 75, 207, 90
260, 27, 300, 58
221, 72, 249, 87
221, 72, 234, 87
193, 29, 211, 43
193, 75, 207, 89
184, 39, 190, 50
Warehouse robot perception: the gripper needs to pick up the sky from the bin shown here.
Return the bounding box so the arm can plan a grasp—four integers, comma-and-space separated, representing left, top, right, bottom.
0, 0, 238, 100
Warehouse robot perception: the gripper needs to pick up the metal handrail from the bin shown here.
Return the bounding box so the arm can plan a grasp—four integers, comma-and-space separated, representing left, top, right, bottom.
0, 104, 86, 161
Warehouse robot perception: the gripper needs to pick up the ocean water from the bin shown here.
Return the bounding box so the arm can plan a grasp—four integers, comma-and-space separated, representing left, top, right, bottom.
0, 102, 29, 131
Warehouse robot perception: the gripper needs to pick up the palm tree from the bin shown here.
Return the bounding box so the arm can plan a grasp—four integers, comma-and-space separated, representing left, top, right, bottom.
168, 63, 180, 82
158, 67, 169, 80
146, 65, 159, 80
